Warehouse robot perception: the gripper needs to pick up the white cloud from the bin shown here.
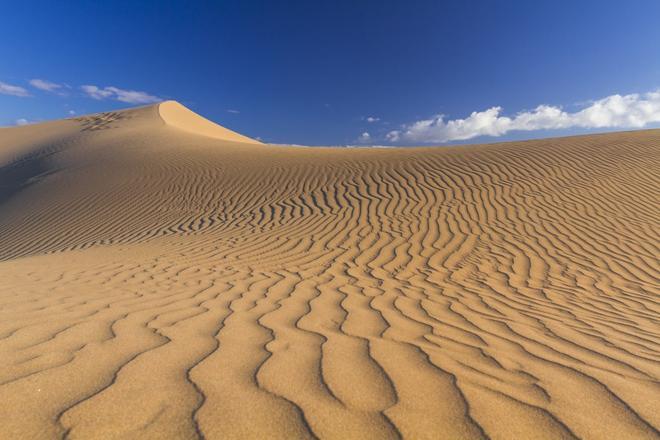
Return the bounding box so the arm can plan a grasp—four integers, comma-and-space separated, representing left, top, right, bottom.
15, 118, 31, 126
81, 85, 160, 104
387, 90, 660, 143
357, 132, 371, 143
385, 131, 400, 142
0, 81, 29, 97
80, 85, 113, 100
29, 79, 66, 94
227, 109, 240, 114
366, 116, 380, 123
108, 87, 160, 104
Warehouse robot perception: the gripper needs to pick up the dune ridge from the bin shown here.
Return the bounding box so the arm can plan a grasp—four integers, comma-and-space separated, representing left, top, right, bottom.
158, 100, 262, 144
0, 102, 658, 439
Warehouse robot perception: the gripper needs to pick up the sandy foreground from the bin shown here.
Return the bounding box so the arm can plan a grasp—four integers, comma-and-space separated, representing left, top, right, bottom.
0, 102, 658, 439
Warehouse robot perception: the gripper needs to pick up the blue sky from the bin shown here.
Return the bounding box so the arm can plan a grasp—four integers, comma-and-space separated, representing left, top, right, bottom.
2, 0, 660, 145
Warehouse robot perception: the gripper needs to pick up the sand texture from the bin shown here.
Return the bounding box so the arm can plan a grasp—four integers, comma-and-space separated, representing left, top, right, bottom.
0, 102, 659, 439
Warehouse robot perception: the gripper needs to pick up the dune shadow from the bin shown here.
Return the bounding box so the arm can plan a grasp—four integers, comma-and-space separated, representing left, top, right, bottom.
0, 154, 55, 211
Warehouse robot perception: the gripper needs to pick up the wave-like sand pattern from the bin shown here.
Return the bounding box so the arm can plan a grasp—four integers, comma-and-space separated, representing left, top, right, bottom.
0, 102, 658, 439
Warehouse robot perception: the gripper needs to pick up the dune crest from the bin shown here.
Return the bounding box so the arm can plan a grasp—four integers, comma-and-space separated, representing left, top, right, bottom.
158, 100, 261, 144
0, 105, 658, 439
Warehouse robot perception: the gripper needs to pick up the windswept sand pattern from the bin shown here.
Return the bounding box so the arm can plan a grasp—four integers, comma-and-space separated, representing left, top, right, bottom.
0, 103, 659, 439
73, 111, 129, 132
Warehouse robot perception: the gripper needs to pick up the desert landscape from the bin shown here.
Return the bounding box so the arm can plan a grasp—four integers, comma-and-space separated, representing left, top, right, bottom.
0, 101, 658, 439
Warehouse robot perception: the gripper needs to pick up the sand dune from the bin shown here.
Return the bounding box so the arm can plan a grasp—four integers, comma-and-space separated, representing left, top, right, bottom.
0, 102, 658, 439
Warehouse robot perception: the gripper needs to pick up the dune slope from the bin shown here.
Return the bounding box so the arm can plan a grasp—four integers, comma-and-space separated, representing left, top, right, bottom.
0, 103, 658, 439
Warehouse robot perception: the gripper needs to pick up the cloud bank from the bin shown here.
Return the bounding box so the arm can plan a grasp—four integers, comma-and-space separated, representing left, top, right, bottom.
81, 85, 161, 104
386, 90, 660, 143
0, 81, 29, 97
2, 78, 159, 104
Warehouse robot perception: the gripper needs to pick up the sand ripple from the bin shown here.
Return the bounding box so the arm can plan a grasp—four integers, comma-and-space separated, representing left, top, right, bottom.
0, 103, 658, 439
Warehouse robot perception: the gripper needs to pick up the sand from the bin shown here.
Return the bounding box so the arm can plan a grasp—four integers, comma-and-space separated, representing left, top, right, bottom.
0, 101, 658, 439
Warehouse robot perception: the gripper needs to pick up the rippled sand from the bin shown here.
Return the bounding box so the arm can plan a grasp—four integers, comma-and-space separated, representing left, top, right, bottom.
0, 102, 658, 439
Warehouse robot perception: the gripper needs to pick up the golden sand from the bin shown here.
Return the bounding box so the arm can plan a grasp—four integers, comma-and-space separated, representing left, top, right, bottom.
0, 102, 658, 439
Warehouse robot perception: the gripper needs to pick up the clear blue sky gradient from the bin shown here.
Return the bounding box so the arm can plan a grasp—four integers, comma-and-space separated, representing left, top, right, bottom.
2, 1, 660, 145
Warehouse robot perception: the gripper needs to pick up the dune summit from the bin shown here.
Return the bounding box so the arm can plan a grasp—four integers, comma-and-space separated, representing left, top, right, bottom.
158, 100, 262, 144
0, 102, 658, 439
